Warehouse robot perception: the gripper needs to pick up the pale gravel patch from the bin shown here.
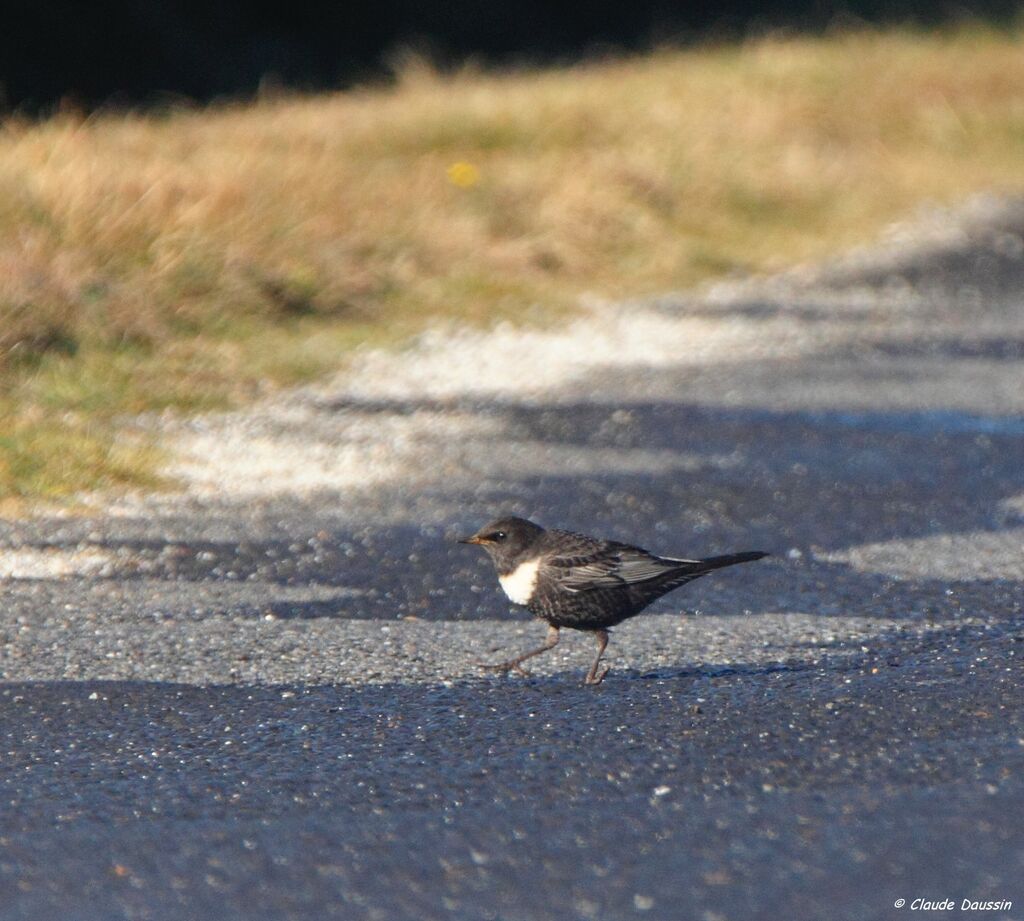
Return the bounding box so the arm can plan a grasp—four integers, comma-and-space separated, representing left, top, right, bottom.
166, 409, 504, 498
0, 548, 118, 580
158, 384, 744, 501
171, 430, 404, 498
337, 313, 824, 404
1000, 494, 1024, 517
0, 612, 943, 686
822, 527, 1024, 581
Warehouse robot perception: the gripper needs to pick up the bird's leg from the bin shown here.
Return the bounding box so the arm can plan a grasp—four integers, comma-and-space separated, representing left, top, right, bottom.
479, 625, 559, 677
583, 629, 610, 685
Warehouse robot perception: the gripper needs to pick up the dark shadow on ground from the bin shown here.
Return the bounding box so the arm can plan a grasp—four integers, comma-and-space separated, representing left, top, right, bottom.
2, 600, 1021, 920
6, 387, 1021, 622
1, 618, 1021, 826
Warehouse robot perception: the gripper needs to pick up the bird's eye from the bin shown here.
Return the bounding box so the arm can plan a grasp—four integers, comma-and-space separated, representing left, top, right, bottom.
493, 531, 507, 541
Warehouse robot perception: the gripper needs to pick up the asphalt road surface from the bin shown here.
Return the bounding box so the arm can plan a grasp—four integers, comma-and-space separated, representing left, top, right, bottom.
2, 199, 1023, 920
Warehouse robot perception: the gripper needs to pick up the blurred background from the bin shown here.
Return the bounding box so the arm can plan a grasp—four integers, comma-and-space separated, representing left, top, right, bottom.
1, 1, 1022, 505
4, 0, 1023, 110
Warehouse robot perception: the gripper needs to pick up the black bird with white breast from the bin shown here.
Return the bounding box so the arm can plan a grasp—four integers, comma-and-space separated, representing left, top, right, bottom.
460, 516, 767, 685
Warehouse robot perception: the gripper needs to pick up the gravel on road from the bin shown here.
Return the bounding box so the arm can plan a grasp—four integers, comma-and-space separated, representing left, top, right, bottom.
2, 196, 1023, 921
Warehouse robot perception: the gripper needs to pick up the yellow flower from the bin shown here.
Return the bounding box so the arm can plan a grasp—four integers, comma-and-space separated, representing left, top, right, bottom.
446, 161, 480, 188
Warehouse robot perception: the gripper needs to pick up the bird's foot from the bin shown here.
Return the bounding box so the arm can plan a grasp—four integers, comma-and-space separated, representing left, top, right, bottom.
583, 666, 610, 686
478, 660, 531, 678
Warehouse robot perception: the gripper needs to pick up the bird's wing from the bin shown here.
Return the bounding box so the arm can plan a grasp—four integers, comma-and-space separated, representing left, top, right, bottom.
543, 533, 702, 593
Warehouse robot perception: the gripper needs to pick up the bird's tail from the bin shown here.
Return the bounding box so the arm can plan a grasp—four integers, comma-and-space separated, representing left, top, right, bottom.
694, 551, 768, 572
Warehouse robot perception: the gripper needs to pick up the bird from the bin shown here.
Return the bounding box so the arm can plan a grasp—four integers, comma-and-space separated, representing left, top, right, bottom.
460, 516, 767, 685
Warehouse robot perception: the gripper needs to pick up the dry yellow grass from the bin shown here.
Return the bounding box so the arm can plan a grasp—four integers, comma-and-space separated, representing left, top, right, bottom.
2, 26, 1024, 501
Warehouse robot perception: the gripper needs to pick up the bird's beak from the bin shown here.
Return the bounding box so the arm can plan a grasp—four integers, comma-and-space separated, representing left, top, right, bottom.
458, 534, 486, 545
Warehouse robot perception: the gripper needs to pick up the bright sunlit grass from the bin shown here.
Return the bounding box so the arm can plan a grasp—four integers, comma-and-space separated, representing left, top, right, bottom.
2, 25, 1024, 502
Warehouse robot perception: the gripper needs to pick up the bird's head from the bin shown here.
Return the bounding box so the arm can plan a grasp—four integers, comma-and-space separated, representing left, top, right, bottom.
458, 516, 544, 570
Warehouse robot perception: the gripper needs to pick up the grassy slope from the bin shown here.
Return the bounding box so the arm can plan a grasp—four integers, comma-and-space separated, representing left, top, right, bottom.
2, 26, 1023, 503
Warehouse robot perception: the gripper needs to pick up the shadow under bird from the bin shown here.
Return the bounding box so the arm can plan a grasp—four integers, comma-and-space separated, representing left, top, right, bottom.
460, 516, 768, 685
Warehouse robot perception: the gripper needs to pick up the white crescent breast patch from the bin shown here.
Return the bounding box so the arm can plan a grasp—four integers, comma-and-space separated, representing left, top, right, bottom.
498, 558, 541, 605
